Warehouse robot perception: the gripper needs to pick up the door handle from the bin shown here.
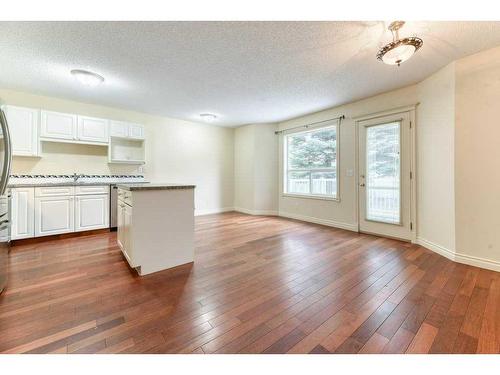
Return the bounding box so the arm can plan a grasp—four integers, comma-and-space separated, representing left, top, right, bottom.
359, 183, 366, 187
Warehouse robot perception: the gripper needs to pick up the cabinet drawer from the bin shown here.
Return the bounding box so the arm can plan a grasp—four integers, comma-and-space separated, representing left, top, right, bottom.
35, 186, 74, 197
75, 185, 109, 195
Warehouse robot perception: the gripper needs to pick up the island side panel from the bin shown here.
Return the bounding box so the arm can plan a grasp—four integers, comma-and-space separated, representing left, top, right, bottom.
132, 188, 194, 275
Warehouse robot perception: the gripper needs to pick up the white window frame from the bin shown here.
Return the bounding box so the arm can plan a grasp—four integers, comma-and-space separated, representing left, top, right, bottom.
283, 123, 340, 201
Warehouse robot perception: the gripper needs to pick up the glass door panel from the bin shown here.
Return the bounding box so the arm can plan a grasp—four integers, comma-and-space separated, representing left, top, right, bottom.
365, 122, 401, 224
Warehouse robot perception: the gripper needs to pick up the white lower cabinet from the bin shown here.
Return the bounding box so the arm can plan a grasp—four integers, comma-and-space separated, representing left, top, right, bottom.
75, 194, 109, 232
117, 200, 134, 266
12, 186, 110, 239
11, 188, 35, 240
35, 196, 75, 237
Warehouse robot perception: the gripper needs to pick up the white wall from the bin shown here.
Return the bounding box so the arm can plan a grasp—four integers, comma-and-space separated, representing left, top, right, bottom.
253, 124, 278, 214
0, 88, 235, 216
455, 46, 500, 270
277, 85, 418, 231
147, 116, 234, 216
234, 125, 255, 212
416, 63, 456, 256
234, 123, 278, 214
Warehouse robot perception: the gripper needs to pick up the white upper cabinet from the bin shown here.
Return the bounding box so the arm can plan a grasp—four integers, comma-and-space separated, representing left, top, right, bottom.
3, 105, 40, 157
40, 110, 77, 140
110, 121, 129, 138
77, 116, 109, 143
3, 105, 145, 159
128, 123, 144, 140
41, 111, 110, 145
110, 120, 144, 140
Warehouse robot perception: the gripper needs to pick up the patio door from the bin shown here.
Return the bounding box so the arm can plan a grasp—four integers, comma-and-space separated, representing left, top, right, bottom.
358, 111, 412, 241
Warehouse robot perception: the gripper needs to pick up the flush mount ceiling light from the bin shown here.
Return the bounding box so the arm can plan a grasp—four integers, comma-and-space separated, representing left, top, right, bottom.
71, 69, 105, 87
377, 21, 423, 66
200, 113, 217, 123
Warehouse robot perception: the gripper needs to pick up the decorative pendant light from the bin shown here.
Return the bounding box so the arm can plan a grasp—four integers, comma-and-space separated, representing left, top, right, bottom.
376, 21, 423, 66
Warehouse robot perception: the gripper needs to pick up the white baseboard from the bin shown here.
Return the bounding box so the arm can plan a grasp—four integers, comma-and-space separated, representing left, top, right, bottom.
234, 207, 278, 216
278, 211, 358, 232
454, 252, 500, 273
416, 237, 455, 261
417, 237, 500, 273
195, 207, 234, 216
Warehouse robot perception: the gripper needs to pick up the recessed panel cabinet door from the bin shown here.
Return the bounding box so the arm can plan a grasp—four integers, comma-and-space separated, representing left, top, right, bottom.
75, 194, 109, 231
109, 121, 129, 138
3, 106, 39, 156
11, 188, 35, 240
117, 201, 135, 267
35, 196, 75, 237
77, 116, 109, 143
128, 123, 144, 140
40, 111, 77, 140
123, 204, 134, 265
117, 203, 125, 249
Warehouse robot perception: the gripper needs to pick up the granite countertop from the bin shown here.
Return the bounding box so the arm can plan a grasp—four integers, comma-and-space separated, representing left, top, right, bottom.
116, 183, 196, 191
8, 181, 150, 188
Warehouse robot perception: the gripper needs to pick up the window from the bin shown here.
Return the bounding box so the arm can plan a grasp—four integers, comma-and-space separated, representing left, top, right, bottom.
284, 124, 338, 199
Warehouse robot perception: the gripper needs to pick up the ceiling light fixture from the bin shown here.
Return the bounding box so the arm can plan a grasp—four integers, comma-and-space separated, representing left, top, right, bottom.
71, 69, 105, 87
377, 21, 423, 66
200, 113, 217, 123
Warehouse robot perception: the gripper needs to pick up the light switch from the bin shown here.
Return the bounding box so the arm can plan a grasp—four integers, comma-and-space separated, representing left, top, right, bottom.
346, 169, 354, 177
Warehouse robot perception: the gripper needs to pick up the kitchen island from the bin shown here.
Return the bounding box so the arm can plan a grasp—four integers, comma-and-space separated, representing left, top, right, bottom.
116, 183, 195, 276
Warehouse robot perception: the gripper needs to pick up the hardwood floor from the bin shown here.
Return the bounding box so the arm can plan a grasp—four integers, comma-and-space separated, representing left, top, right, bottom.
1, 212, 499, 354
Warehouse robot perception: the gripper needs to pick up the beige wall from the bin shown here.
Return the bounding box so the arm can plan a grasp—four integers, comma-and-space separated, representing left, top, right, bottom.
277, 85, 418, 231
234, 123, 278, 214
455, 45, 500, 268
416, 63, 456, 255
0, 88, 235, 215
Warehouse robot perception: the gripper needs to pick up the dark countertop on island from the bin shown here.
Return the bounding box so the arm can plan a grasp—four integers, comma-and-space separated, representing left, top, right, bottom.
116, 183, 196, 191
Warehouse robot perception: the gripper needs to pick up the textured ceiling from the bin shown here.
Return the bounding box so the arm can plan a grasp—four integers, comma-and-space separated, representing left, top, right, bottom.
1, 21, 500, 127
